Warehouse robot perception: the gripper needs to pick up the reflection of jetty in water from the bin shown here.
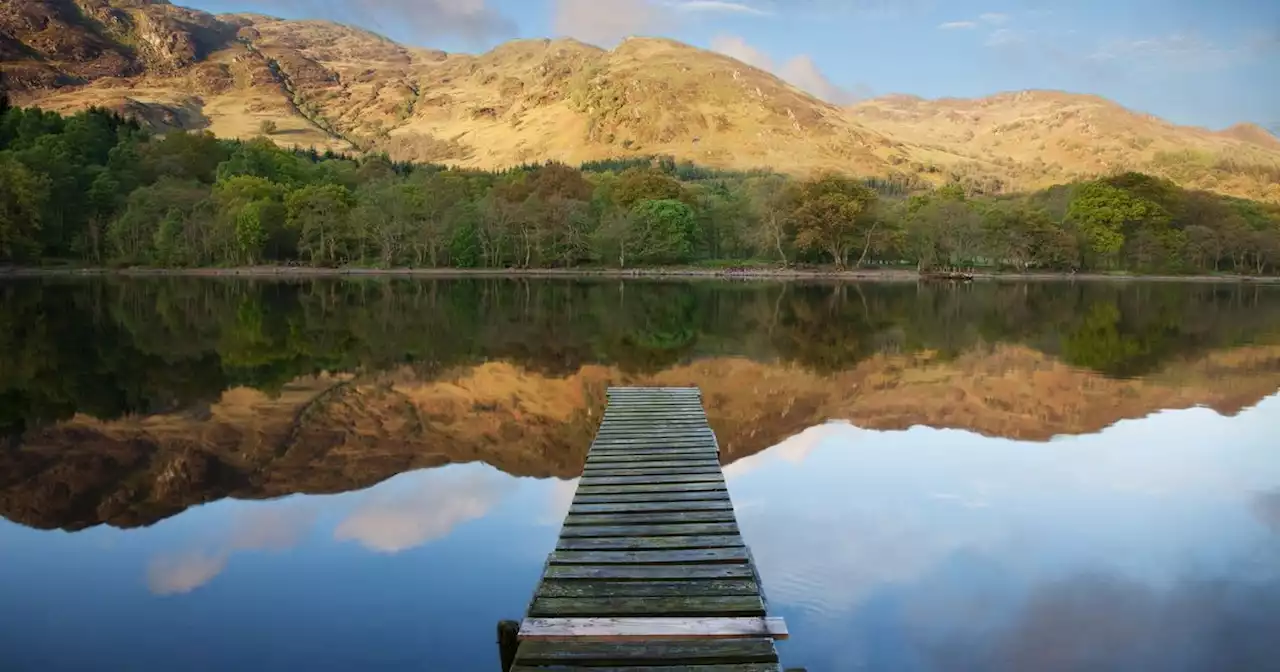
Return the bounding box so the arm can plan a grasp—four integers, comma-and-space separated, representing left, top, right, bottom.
2, 278, 1280, 531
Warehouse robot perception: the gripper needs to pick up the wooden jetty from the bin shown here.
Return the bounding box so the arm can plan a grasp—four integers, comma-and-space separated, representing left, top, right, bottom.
500, 386, 793, 671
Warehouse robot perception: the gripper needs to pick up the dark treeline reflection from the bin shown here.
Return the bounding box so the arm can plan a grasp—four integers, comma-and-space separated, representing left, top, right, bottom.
3, 278, 1279, 435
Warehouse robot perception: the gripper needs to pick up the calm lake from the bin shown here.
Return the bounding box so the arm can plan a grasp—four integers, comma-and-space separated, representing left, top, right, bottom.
1, 278, 1279, 671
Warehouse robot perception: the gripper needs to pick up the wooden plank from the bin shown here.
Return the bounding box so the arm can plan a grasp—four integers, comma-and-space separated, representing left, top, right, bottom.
511, 664, 780, 672
529, 595, 765, 618
573, 486, 727, 501
549, 548, 750, 565
569, 501, 734, 515
557, 535, 744, 552
598, 424, 711, 432
559, 523, 739, 539
544, 564, 756, 581
586, 453, 721, 464
591, 436, 716, 446
589, 446, 718, 456
537, 579, 758, 599
582, 465, 724, 477
513, 639, 777, 666
519, 616, 788, 641
575, 482, 726, 495
578, 475, 726, 487
563, 511, 737, 526
584, 459, 721, 469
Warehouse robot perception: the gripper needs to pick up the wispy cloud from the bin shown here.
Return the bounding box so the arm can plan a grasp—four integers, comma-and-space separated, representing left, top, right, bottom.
979, 12, 1010, 24
710, 34, 868, 104
1089, 32, 1253, 72
147, 552, 228, 596
985, 28, 1027, 48
667, 0, 772, 15
249, 0, 515, 44
939, 21, 979, 30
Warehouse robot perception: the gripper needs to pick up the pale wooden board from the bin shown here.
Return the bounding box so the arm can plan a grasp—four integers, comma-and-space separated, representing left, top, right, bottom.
557, 535, 744, 552
563, 510, 738, 526
558, 522, 739, 538
529, 595, 765, 618
543, 564, 756, 580
550, 548, 750, 565
519, 617, 788, 641
513, 638, 779, 666
536, 579, 759, 599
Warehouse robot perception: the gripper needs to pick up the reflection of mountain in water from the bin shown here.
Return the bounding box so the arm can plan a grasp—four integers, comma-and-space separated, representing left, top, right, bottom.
2, 278, 1280, 531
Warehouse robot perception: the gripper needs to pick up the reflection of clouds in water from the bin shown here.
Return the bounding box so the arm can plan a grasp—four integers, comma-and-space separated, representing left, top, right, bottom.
334, 469, 512, 553
146, 503, 318, 596
733, 395, 1280, 661
1254, 490, 1280, 534
540, 478, 579, 526
147, 552, 228, 596
970, 573, 1280, 671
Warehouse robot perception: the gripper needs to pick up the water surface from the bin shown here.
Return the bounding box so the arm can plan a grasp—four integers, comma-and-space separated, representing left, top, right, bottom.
1, 278, 1278, 671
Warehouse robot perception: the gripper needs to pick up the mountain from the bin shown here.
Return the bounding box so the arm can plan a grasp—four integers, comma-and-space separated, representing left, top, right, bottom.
4, 0, 1279, 201
3, 345, 1279, 531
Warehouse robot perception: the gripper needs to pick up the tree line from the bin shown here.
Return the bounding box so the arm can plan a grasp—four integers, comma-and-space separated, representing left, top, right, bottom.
2, 99, 1279, 274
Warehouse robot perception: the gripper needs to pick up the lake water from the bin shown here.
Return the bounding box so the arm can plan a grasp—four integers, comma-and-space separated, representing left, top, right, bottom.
1, 278, 1278, 671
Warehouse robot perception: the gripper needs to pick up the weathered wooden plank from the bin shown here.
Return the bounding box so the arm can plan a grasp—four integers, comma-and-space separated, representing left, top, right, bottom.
582, 465, 724, 477
573, 491, 730, 505
549, 548, 750, 565
557, 535, 744, 552
511, 664, 780, 671
513, 639, 778, 666
586, 455, 727, 465
529, 595, 765, 618
575, 482, 727, 495
589, 446, 718, 456
519, 616, 788, 641
536, 579, 758, 599
598, 424, 711, 432
559, 523, 739, 539
570, 500, 734, 515
591, 436, 716, 445
586, 453, 721, 464
544, 564, 756, 581
579, 475, 726, 487
563, 511, 737, 526
603, 414, 708, 422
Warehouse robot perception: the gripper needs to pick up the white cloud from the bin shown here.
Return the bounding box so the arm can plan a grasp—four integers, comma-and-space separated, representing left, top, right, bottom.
710, 34, 866, 104
553, 0, 665, 45
668, 0, 771, 15
147, 552, 228, 596
939, 21, 979, 30
1089, 33, 1238, 71
334, 469, 512, 553
979, 12, 1010, 24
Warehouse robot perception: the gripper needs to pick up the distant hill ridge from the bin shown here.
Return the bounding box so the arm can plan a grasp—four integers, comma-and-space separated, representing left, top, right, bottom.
3, 0, 1278, 201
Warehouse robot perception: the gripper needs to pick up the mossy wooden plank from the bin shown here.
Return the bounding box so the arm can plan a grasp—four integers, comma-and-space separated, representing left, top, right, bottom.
530, 595, 765, 618
573, 491, 730, 505
578, 475, 726, 488
558, 535, 744, 552
570, 500, 733, 515
550, 548, 750, 565
559, 523, 739, 538
536, 579, 758, 598
544, 564, 755, 581
513, 638, 778, 666
564, 511, 737, 526
575, 482, 727, 495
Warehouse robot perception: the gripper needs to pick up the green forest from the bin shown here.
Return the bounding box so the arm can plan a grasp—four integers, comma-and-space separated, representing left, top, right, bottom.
2, 99, 1280, 274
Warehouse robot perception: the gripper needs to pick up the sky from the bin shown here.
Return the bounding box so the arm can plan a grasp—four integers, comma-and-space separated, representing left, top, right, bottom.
185, 0, 1278, 131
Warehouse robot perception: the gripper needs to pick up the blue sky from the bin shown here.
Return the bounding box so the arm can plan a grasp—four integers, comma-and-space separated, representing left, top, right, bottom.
187, 0, 1279, 131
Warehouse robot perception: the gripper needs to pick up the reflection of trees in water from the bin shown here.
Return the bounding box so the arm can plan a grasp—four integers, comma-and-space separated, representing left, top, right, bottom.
2, 278, 1280, 433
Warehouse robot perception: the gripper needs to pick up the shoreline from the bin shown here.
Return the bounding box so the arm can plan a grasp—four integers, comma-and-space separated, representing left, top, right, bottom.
3, 266, 1279, 283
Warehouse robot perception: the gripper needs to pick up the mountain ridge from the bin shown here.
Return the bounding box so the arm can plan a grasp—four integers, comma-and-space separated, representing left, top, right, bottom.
3, 0, 1278, 201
